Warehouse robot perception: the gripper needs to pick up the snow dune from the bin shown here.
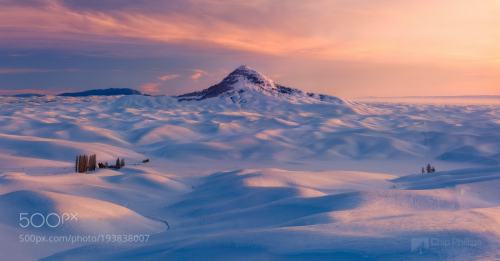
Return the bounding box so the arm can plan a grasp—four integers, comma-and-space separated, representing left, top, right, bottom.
0, 93, 499, 260
1, 94, 498, 165
0, 190, 164, 234
40, 168, 500, 260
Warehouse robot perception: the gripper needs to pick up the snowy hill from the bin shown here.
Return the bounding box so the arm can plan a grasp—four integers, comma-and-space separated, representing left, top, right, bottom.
0, 94, 498, 166
178, 65, 344, 104
0, 85, 499, 260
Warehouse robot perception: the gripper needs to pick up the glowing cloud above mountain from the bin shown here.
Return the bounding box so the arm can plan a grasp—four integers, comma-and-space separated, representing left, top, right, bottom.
0, 0, 498, 97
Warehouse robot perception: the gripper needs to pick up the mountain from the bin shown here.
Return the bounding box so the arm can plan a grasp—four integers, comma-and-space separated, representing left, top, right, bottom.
177, 65, 343, 104
58, 88, 142, 97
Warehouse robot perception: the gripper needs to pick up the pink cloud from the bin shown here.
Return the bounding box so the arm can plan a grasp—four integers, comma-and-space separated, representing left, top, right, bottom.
139, 72, 182, 94
158, 73, 179, 81
1, 0, 498, 68
139, 82, 161, 94
0, 1, 498, 97
190, 69, 207, 80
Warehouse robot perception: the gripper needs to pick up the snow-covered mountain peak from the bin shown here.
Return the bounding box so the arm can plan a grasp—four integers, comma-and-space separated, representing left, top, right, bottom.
227, 65, 275, 88
178, 65, 344, 105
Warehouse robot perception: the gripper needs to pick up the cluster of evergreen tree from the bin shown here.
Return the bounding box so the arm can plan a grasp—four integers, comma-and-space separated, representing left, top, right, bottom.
75, 154, 96, 173
421, 163, 436, 174
97, 157, 125, 169
116, 158, 125, 169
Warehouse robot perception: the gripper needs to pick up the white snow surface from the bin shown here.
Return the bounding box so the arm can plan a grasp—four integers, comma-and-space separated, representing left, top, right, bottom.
0, 89, 499, 260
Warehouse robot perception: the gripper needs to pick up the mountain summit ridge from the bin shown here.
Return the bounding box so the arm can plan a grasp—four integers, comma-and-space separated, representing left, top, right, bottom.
178, 65, 343, 104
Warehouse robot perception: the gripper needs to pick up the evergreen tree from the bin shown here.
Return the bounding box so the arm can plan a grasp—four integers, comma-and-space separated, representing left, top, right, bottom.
79, 155, 85, 173
120, 158, 125, 167
89, 154, 96, 171
426, 163, 432, 174
116, 158, 121, 169
75, 156, 79, 173
83, 155, 88, 172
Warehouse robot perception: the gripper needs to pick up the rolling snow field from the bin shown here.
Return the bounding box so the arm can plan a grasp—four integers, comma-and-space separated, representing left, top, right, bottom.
0, 70, 499, 260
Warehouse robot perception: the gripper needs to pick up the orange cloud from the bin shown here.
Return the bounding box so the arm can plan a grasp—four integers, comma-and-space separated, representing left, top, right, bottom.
0, 0, 498, 96
0, 0, 498, 68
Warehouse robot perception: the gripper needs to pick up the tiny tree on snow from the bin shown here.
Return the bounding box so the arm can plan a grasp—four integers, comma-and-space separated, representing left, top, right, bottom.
422, 163, 436, 174
75, 156, 79, 172
82, 155, 88, 173
426, 163, 432, 174
89, 154, 96, 171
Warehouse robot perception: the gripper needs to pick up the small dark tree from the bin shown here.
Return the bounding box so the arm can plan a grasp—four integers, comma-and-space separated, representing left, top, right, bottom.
83, 154, 88, 172
75, 156, 79, 172
426, 163, 432, 174
79, 155, 83, 172
78, 155, 83, 173
116, 158, 121, 169
89, 154, 96, 172
120, 158, 125, 167
77, 154, 86, 173
421, 167, 425, 174
76, 155, 80, 172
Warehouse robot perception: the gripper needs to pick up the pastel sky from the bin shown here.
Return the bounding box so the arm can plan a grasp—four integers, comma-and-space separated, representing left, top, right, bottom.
0, 0, 499, 97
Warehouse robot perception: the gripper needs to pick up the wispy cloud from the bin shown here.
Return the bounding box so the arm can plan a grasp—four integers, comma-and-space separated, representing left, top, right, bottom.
158, 73, 180, 81
0, 0, 498, 97
140, 72, 181, 94
190, 69, 207, 80
0, 0, 500, 66
1, 0, 497, 66
139, 82, 161, 95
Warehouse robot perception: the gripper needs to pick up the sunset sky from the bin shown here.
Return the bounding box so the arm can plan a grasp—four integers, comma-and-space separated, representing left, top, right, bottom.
0, 0, 498, 97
